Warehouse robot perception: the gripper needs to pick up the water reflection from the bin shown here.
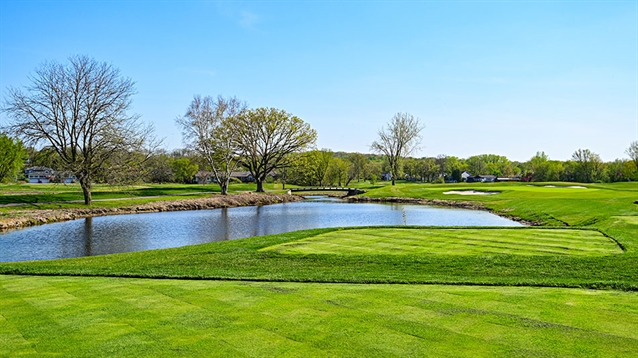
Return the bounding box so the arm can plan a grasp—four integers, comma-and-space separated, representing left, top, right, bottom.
0, 198, 521, 262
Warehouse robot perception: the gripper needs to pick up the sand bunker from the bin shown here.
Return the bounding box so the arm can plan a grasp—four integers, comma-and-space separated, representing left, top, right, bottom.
544, 185, 587, 189
443, 190, 500, 195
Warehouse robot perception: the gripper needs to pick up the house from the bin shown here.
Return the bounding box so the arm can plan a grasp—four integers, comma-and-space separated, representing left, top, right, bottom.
195, 171, 255, 184
461, 171, 472, 182
381, 172, 392, 181
25, 166, 54, 183
466, 175, 496, 183
55, 171, 77, 184
195, 171, 215, 184
230, 171, 254, 183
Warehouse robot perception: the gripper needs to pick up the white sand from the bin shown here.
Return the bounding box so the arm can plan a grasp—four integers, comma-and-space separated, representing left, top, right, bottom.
443, 190, 500, 195
544, 185, 587, 189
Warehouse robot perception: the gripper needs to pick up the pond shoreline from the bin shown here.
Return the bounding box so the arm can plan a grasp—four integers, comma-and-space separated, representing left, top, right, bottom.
347, 196, 537, 226
0, 193, 304, 231
0, 193, 535, 232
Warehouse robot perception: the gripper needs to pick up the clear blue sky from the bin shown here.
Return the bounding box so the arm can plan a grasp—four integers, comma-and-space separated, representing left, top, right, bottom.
1, 0, 636, 162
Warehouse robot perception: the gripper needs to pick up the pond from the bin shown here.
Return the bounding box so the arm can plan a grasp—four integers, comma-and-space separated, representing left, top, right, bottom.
0, 197, 521, 262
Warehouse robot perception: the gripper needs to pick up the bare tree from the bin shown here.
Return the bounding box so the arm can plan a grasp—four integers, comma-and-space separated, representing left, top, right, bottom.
627, 141, 638, 168
370, 112, 424, 185
232, 107, 317, 192
2, 55, 152, 204
176, 95, 246, 195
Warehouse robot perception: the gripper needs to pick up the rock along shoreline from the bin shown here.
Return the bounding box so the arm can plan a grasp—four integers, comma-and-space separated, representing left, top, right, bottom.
0, 193, 304, 232
347, 196, 537, 226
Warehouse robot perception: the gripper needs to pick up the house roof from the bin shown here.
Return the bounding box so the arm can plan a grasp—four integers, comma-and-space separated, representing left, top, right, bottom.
25, 166, 54, 172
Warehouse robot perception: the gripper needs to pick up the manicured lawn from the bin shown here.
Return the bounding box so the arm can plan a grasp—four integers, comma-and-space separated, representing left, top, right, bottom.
2, 275, 637, 357
1, 181, 638, 356
261, 228, 622, 256
0, 182, 292, 213
1, 226, 636, 290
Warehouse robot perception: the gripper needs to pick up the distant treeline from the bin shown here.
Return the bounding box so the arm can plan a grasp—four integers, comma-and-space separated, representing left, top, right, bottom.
15, 144, 638, 185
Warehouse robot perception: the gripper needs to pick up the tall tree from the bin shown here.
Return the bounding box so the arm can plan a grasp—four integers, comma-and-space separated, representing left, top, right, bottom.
370, 112, 424, 185
171, 158, 199, 184
176, 95, 246, 195
232, 107, 317, 192
313, 149, 333, 186
571, 149, 604, 183
349, 153, 369, 182
626, 141, 638, 169
2, 55, 152, 204
326, 157, 353, 186
0, 133, 27, 182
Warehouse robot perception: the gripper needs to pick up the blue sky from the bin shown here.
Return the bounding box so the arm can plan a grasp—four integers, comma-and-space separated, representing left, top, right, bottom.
1, 0, 636, 162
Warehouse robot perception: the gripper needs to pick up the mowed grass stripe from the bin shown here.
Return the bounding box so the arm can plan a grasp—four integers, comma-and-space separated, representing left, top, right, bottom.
361, 228, 615, 249
1, 275, 637, 357
347, 230, 615, 255
261, 228, 621, 256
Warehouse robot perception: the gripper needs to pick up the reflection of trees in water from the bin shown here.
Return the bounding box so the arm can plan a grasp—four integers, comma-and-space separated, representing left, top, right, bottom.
220, 208, 230, 241
82, 217, 93, 257
1, 202, 521, 262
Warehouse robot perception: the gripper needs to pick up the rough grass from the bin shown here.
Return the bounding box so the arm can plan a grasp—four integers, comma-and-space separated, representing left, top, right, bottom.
260, 228, 622, 256
2, 275, 637, 357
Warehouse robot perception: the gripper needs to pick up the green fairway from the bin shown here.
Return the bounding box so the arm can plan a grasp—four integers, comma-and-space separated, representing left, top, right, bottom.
261, 228, 622, 256
1, 182, 638, 356
1, 275, 637, 357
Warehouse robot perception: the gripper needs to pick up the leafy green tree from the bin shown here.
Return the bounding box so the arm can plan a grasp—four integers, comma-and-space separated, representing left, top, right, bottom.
419, 157, 440, 182
466, 154, 512, 177
571, 149, 604, 183
233, 107, 317, 192
0, 133, 27, 182
171, 158, 199, 184
402, 157, 421, 181
348, 153, 369, 182
26, 146, 61, 170
313, 149, 333, 186
607, 159, 628, 182
623, 160, 638, 181
366, 161, 383, 183
326, 157, 352, 186
144, 150, 174, 183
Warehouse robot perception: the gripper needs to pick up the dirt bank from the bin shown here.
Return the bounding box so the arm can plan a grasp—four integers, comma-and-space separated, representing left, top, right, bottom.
347, 196, 537, 226
0, 193, 304, 231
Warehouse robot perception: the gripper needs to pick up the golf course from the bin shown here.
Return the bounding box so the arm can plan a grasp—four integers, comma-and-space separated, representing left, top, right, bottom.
1, 182, 637, 357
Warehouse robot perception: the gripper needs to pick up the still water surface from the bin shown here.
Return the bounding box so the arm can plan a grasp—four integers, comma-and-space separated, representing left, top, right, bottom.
0, 197, 521, 262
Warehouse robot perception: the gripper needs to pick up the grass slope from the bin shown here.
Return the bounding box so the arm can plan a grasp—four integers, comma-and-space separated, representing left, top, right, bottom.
2, 275, 637, 357
261, 228, 622, 256
1, 226, 636, 290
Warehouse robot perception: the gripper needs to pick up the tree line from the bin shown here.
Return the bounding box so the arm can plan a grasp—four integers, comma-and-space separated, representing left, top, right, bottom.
2, 56, 637, 205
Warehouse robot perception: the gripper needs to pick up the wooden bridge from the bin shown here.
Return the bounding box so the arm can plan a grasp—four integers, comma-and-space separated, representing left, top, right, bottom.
289, 187, 366, 196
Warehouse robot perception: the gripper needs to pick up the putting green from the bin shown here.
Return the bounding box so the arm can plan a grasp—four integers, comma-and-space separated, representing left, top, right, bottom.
261, 228, 622, 256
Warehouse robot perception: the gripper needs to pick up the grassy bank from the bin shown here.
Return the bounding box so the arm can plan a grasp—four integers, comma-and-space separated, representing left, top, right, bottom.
0, 182, 295, 212
1, 226, 636, 290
